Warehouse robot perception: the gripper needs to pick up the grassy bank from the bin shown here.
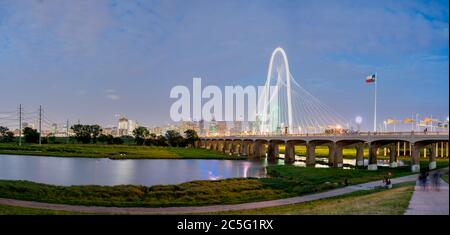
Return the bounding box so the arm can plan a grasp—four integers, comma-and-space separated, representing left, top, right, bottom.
0, 143, 242, 160
211, 183, 415, 215
0, 204, 88, 215
0, 165, 418, 208
0, 183, 415, 215
0, 178, 288, 207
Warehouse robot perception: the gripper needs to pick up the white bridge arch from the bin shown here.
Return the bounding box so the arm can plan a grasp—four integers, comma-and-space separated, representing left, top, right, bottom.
257, 47, 348, 135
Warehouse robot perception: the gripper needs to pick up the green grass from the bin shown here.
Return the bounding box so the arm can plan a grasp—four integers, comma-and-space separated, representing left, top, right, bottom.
0, 204, 88, 215
0, 143, 243, 160
210, 183, 415, 215
259, 165, 414, 195
0, 182, 416, 215
0, 178, 289, 208
0, 165, 421, 208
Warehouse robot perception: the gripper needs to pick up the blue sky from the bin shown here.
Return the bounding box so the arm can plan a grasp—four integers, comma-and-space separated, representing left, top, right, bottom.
0, 0, 448, 130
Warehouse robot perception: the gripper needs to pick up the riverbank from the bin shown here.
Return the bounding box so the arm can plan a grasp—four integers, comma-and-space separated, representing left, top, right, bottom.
0, 143, 244, 160
0, 165, 422, 208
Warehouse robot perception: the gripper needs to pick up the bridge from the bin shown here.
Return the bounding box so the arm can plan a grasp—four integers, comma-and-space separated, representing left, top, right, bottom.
196, 48, 449, 173
197, 132, 448, 172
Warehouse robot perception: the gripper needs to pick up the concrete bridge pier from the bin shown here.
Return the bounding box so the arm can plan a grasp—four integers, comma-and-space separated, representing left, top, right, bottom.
368, 143, 378, 171
232, 142, 240, 155
327, 143, 343, 168
224, 141, 232, 155
388, 144, 398, 168
334, 144, 344, 168
428, 143, 437, 170
355, 143, 365, 167
253, 141, 266, 158
327, 143, 336, 167
202, 141, 207, 149
219, 141, 226, 152
267, 142, 279, 162
284, 142, 295, 164
247, 142, 255, 157
411, 143, 422, 173
305, 142, 316, 167
240, 142, 248, 156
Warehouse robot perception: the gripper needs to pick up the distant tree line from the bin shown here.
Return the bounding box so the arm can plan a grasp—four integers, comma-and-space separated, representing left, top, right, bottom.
0, 124, 199, 147
0, 126, 14, 143
132, 127, 198, 147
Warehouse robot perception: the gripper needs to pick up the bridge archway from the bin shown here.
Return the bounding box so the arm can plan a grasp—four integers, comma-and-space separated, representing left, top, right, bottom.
260, 47, 293, 134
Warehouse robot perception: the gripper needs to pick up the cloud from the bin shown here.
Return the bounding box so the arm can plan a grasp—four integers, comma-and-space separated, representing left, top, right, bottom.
105, 94, 120, 100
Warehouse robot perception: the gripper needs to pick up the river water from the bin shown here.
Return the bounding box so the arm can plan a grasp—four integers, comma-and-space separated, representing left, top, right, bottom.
0, 154, 405, 186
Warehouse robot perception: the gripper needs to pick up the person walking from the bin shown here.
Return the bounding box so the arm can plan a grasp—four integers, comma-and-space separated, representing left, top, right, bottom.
419, 170, 428, 191
432, 172, 441, 191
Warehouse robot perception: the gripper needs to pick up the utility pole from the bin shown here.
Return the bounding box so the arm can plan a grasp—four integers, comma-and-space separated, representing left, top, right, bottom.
19, 104, 22, 146
66, 119, 69, 144
39, 105, 42, 145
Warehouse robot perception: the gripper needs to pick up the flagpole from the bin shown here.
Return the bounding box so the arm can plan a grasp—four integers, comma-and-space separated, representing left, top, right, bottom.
374, 72, 377, 132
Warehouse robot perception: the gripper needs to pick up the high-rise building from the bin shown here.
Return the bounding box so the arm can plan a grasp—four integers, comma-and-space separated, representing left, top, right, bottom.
118, 117, 129, 136
216, 121, 228, 136
51, 123, 58, 134
180, 121, 197, 133
148, 126, 162, 136
199, 119, 205, 136
208, 118, 217, 136
102, 127, 114, 136
127, 120, 139, 135
231, 121, 242, 135
118, 117, 139, 136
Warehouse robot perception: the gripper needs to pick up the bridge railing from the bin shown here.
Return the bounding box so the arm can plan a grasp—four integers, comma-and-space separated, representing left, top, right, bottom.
200, 130, 449, 138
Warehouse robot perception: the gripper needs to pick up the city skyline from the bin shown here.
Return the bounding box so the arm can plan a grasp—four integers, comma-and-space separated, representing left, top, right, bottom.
0, 0, 448, 131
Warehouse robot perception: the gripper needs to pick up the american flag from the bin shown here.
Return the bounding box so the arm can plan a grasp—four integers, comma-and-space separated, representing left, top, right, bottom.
366, 74, 376, 83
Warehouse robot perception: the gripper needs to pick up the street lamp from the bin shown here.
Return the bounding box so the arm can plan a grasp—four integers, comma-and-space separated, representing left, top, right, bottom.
355, 116, 362, 131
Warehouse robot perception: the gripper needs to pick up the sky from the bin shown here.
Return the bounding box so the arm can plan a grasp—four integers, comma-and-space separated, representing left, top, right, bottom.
0, 0, 448, 131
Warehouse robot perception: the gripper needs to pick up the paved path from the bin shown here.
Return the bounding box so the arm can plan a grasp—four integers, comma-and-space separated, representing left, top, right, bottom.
404, 176, 449, 215
0, 174, 419, 214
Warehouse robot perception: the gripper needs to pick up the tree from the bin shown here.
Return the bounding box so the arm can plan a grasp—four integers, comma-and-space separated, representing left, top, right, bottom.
0, 126, 8, 136
70, 124, 102, 144
165, 130, 184, 147
2, 131, 14, 143
0, 126, 14, 143
184, 129, 199, 147
71, 124, 91, 144
155, 135, 168, 146
23, 127, 39, 143
47, 134, 57, 144
90, 125, 102, 144
98, 134, 114, 145
112, 137, 124, 145
133, 126, 149, 145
